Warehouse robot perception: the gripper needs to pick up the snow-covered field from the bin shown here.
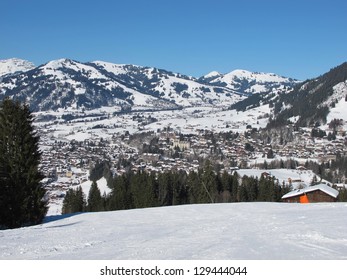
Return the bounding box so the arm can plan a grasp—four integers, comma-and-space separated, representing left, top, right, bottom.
34, 104, 272, 143
1, 202, 347, 260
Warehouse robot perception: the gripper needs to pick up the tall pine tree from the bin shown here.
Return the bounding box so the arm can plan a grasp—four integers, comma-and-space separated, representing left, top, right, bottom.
0, 99, 47, 229
87, 181, 104, 212
62, 186, 86, 214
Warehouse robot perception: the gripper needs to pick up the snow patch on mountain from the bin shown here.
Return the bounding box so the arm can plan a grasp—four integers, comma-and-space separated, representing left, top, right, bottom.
324, 80, 347, 130
322, 81, 347, 108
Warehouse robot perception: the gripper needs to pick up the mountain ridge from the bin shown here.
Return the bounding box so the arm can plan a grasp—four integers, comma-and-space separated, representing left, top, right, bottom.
0, 58, 298, 112
268, 62, 347, 128
228, 61, 347, 129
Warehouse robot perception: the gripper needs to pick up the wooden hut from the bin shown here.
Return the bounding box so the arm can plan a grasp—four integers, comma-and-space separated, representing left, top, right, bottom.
282, 183, 339, 203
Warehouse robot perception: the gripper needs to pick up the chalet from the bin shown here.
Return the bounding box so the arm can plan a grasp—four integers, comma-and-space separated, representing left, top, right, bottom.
282, 183, 339, 203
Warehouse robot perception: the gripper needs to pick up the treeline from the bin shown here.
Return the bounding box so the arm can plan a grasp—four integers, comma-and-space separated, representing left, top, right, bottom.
62, 162, 292, 214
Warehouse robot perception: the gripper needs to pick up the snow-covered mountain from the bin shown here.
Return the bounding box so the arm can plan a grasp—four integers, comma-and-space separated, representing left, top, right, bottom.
0, 58, 35, 77
228, 61, 347, 131
90, 60, 241, 108
0, 58, 297, 112
267, 62, 347, 128
199, 69, 297, 95
1, 202, 347, 259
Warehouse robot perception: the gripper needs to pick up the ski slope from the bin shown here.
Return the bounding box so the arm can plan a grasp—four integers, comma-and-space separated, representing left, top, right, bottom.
1, 202, 347, 260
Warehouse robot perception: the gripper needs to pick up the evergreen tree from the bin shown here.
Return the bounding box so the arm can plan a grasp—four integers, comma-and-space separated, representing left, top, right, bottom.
87, 181, 104, 212
0, 99, 47, 229
199, 161, 217, 203
338, 188, 347, 202
219, 171, 232, 202
62, 186, 86, 214
258, 175, 269, 201
107, 174, 131, 210
130, 172, 147, 208
231, 172, 240, 202
172, 171, 188, 205
239, 176, 249, 202
157, 172, 173, 206
146, 172, 159, 207
130, 172, 157, 209
187, 170, 200, 204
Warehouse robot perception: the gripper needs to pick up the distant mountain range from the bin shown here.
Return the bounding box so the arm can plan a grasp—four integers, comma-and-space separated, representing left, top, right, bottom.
0, 58, 298, 112
1, 58, 346, 130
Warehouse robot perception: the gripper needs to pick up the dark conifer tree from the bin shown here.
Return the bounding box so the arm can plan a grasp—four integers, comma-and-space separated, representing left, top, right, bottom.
147, 172, 159, 207
0, 99, 47, 229
62, 186, 86, 214
157, 172, 173, 206
231, 172, 240, 202
200, 161, 217, 203
130, 171, 146, 208
239, 177, 249, 202
107, 174, 132, 210
62, 189, 75, 214
219, 171, 232, 202
87, 181, 104, 212
187, 170, 200, 204
258, 175, 268, 201
172, 171, 188, 205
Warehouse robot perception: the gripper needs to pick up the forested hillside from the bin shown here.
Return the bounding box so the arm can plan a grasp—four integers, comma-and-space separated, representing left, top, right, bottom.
268, 62, 347, 128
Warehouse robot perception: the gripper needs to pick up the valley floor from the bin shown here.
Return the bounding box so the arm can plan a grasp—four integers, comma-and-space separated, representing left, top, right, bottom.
1, 202, 347, 260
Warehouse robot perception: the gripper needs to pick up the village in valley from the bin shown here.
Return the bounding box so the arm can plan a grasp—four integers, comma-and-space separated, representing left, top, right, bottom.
35, 106, 347, 214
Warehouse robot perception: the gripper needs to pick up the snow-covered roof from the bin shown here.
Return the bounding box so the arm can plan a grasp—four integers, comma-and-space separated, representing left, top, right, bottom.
282, 183, 339, 199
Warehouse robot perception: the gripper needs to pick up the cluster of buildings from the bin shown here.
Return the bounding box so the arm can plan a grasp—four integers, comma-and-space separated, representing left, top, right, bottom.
36, 116, 347, 210
40, 125, 347, 181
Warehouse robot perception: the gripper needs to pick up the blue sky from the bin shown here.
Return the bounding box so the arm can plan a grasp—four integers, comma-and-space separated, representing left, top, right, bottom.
1, 0, 346, 80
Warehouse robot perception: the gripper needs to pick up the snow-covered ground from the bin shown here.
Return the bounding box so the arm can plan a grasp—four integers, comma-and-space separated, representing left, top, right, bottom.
324, 82, 347, 131
34, 105, 272, 142
1, 202, 347, 260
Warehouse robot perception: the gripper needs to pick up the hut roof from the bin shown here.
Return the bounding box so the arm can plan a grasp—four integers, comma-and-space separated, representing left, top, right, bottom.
282, 184, 339, 200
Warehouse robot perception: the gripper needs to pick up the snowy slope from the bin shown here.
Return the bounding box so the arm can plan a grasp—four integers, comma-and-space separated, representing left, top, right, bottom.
0, 58, 35, 77
92, 60, 243, 107
1, 202, 347, 260
324, 80, 347, 131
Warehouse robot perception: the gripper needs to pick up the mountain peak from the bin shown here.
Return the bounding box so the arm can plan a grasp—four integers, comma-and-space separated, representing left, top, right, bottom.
42, 58, 78, 69
203, 71, 222, 79
0, 58, 35, 77
225, 69, 289, 82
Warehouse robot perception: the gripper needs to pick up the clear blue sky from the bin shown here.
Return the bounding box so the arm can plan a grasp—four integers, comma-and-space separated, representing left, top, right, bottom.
1, 0, 346, 80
